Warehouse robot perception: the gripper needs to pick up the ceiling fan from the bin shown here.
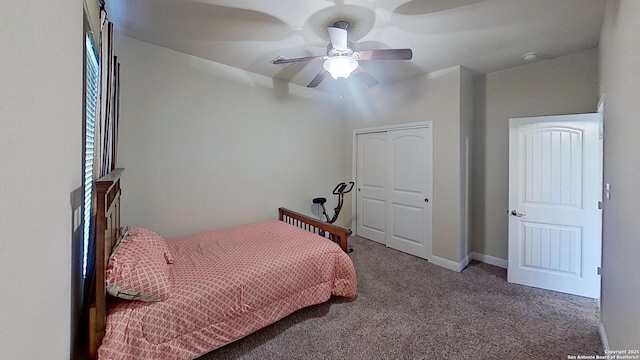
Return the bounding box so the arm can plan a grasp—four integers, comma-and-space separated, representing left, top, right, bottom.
272, 21, 413, 88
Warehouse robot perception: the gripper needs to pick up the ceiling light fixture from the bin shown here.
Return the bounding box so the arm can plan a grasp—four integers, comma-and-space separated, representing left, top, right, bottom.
323, 56, 358, 79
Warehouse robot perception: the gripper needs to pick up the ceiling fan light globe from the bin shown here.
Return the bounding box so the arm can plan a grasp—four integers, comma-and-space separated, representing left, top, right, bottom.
323, 56, 358, 79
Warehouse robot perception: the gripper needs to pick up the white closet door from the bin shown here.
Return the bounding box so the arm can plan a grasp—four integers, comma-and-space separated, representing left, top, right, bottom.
355, 125, 433, 259
356, 132, 387, 244
386, 127, 433, 259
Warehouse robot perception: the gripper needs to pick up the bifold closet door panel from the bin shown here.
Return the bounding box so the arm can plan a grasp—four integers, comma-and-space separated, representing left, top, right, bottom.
356, 132, 387, 244
385, 127, 433, 259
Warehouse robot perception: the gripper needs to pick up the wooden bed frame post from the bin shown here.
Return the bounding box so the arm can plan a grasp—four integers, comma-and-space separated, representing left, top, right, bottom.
89, 168, 124, 360
278, 207, 352, 253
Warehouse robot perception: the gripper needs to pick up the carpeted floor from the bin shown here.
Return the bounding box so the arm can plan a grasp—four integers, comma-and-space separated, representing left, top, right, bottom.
197, 236, 602, 360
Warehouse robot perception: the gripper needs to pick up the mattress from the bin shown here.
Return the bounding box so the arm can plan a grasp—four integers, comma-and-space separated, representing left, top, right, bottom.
98, 220, 357, 360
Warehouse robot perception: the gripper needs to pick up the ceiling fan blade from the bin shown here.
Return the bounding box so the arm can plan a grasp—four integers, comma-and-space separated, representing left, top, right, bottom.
355, 49, 413, 61
272, 55, 326, 65
353, 66, 379, 87
327, 26, 348, 50
394, 0, 488, 15
307, 69, 328, 88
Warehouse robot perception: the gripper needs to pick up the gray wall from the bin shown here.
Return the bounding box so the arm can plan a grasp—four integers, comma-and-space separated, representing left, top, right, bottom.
599, 0, 640, 349
115, 36, 347, 238
0, 0, 82, 358
472, 49, 599, 260
344, 66, 467, 263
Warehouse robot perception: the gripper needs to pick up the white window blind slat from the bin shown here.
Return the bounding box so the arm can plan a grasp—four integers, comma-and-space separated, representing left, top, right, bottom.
83, 34, 99, 278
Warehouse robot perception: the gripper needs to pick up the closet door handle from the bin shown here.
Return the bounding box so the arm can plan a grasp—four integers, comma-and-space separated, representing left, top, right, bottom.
424, 198, 429, 202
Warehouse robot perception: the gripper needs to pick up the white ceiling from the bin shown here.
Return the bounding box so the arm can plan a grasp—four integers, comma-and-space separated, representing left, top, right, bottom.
105, 0, 606, 92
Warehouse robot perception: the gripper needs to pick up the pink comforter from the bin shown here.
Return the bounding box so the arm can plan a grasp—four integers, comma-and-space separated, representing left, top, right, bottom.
98, 220, 357, 360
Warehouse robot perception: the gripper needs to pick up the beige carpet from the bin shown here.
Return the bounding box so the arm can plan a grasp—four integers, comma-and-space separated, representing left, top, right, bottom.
198, 236, 602, 359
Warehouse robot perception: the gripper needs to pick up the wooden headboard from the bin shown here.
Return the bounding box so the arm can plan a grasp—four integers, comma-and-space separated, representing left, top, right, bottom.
89, 168, 124, 359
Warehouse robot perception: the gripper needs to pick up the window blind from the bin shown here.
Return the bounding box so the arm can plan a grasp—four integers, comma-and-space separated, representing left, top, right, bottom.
83, 34, 99, 278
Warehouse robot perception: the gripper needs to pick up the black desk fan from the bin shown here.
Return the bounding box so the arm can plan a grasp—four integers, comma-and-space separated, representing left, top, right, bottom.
313, 182, 354, 224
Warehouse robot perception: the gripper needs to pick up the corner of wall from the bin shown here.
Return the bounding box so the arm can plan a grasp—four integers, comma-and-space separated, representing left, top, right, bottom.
599, 322, 610, 351
459, 67, 475, 263
430, 254, 471, 272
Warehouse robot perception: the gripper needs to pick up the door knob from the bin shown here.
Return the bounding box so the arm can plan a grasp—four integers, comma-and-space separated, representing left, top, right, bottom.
510, 210, 526, 217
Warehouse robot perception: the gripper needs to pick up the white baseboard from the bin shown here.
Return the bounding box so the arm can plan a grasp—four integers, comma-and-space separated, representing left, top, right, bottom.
471, 252, 508, 269
430, 254, 471, 272
599, 322, 610, 351
460, 254, 471, 271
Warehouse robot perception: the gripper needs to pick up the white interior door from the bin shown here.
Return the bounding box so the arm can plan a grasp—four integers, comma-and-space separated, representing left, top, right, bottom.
356, 132, 387, 244
386, 128, 433, 259
508, 113, 602, 298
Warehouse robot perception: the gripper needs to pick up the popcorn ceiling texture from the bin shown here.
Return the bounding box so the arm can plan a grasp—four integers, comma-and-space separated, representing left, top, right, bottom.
201, 236, 601, 360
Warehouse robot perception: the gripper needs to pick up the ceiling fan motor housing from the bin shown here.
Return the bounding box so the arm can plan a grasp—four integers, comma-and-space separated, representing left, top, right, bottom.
332, 21, 350, 31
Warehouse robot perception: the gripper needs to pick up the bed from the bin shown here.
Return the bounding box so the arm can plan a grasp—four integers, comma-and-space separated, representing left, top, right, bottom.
88, 169, 357, 359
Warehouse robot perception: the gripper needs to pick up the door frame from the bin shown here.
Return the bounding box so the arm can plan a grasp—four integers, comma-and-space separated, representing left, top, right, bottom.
351, 121, 433, 254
